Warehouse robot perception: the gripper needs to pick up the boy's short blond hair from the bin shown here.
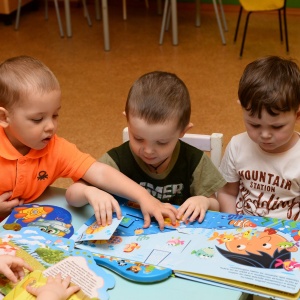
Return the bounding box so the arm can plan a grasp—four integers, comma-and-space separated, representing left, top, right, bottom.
238, 55, 300, 117
0, 55, 60, 109
125, 71, 191, 131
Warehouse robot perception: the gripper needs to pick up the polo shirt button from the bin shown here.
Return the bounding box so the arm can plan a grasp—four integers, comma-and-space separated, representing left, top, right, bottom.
19, 176, 24, 182
19, 159, 26, 164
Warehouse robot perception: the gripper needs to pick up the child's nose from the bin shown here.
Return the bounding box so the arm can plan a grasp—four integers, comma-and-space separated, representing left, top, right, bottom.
260, 129, 271, 138
143, 144, 154, 154
45, 120, 55, 132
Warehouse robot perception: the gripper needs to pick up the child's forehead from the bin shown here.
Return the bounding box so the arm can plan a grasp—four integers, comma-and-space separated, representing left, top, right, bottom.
17, 89, 61, 109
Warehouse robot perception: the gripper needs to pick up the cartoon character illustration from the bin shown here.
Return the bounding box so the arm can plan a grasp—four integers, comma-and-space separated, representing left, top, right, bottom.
13, 206, 54, 223
164, 218, 181, 228
167, 237, 184, 246
86, 221, 105, 235
126, 263, 142, 273
3, 205, 55, 231
217, 229, 298, 270
208, 232, 235, 244
134, 228, 144, 235
228, 219, 257, 228
0, 243, 18, 256
275, 258, 300, 271
291, 229, 300, 241
28, 219, 72, 237
191, 247, 214, 258
123, 242, 140, 252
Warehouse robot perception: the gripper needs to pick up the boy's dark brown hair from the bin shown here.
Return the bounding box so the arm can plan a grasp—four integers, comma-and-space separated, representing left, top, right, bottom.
125, 71, 191, 131
238, 56, 300, 117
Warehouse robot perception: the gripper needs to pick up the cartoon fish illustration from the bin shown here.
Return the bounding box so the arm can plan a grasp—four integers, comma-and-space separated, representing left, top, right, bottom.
275, 258, 300, 271
191, 247, 214, 258
229, 219, 257, 228
124, 242, 140, 252
208, 232, 234, 244
167, 237, 184, 246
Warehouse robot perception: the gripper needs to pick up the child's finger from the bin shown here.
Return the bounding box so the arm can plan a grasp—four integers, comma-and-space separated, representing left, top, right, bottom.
26, 285, 38, 296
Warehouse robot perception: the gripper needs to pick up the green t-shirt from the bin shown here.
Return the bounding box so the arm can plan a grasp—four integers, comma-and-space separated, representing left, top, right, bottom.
99, 141, 226, 206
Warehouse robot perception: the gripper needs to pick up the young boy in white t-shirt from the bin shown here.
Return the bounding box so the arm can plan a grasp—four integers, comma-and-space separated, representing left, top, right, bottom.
218, 55, 300, 221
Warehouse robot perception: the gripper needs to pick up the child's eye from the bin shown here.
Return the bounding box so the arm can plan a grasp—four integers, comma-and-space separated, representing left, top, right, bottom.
157, 141, 168, 146
32, 118, 42, 123
272, 125, 284, 129
133, 137, 143, 142
250, 124, 260, 128
53, 114, 59, 119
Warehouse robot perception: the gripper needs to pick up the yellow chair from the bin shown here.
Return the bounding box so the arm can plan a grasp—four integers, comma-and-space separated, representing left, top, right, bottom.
234, 0, 288, 57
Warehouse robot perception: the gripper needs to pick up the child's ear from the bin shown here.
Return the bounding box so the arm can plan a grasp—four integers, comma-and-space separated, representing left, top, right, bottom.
179, 122, 194, 138
0, 108, 9, 128
123, 111, 126, 117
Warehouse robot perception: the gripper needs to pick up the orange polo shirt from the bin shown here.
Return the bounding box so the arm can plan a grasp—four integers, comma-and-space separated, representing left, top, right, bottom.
0, 127, 96, 203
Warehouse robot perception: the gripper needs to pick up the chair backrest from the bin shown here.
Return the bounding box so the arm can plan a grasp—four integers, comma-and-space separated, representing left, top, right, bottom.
122, 127, 223, 168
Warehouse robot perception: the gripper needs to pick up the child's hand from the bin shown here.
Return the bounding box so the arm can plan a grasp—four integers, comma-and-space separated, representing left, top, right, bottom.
0, 191, 23, 220
139, 196, 177, 230
84, 186, 122, 226
0, 255, 33, 283
26, 273, 80, 300
176, 196, 211, 223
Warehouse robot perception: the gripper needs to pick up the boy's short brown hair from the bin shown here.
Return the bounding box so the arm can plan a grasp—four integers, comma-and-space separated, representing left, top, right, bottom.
125, 71, 191, 131
0, 55, 60, 109
238, 56, 300, 117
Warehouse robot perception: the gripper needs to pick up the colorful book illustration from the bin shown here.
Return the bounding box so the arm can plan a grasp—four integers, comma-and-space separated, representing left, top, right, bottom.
71, 198, 300, 300
0, 227, 115, 300
3, 204, 74, 238
71, 213, 123, 242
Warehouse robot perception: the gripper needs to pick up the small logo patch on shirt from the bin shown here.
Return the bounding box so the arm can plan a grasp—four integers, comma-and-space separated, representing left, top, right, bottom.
37, 171, 48, 181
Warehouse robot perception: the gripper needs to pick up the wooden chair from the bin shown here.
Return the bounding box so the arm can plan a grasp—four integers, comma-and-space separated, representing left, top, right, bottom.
122, 127, 223, 168
234, 0, 288, 57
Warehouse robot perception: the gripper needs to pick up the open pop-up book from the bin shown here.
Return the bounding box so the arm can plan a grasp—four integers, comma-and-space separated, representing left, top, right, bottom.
70, 198, 300, 300
3, 201, 300, 299
0, 214, 115, 299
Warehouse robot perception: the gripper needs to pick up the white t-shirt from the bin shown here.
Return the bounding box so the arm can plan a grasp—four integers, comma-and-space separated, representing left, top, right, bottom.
219, 132, 300, 221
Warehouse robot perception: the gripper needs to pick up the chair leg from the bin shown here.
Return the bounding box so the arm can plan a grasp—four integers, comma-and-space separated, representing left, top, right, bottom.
15, 0, 22, 30
195, 0, 201, 27
45, 0, 48, 20
159, 0, 170, 45
53, 0, 64, 37
123, 0, 127, 20
218, 0, 228, 31
278, 10, 283, 43
82, 0, 92, 26
240, 12, 252, 57
212, 0, 226, 45
166, 3, 171, 31
234, 6, 243, 42
95, 0, 101, 20
283, 6, 289, 52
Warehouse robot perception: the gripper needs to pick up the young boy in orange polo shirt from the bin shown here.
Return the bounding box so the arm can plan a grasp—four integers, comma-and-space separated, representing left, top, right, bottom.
0, 56, 176, 229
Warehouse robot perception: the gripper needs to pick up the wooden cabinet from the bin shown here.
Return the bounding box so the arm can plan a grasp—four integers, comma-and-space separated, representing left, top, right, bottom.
0, 0, 32, 14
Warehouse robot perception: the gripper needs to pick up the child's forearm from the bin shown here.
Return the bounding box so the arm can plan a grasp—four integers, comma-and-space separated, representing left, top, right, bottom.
207, 196, 220, 212
81, 162, 153, 204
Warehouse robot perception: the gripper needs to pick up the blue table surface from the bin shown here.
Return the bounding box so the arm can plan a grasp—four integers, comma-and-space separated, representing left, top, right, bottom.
2, 186, 247, 300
